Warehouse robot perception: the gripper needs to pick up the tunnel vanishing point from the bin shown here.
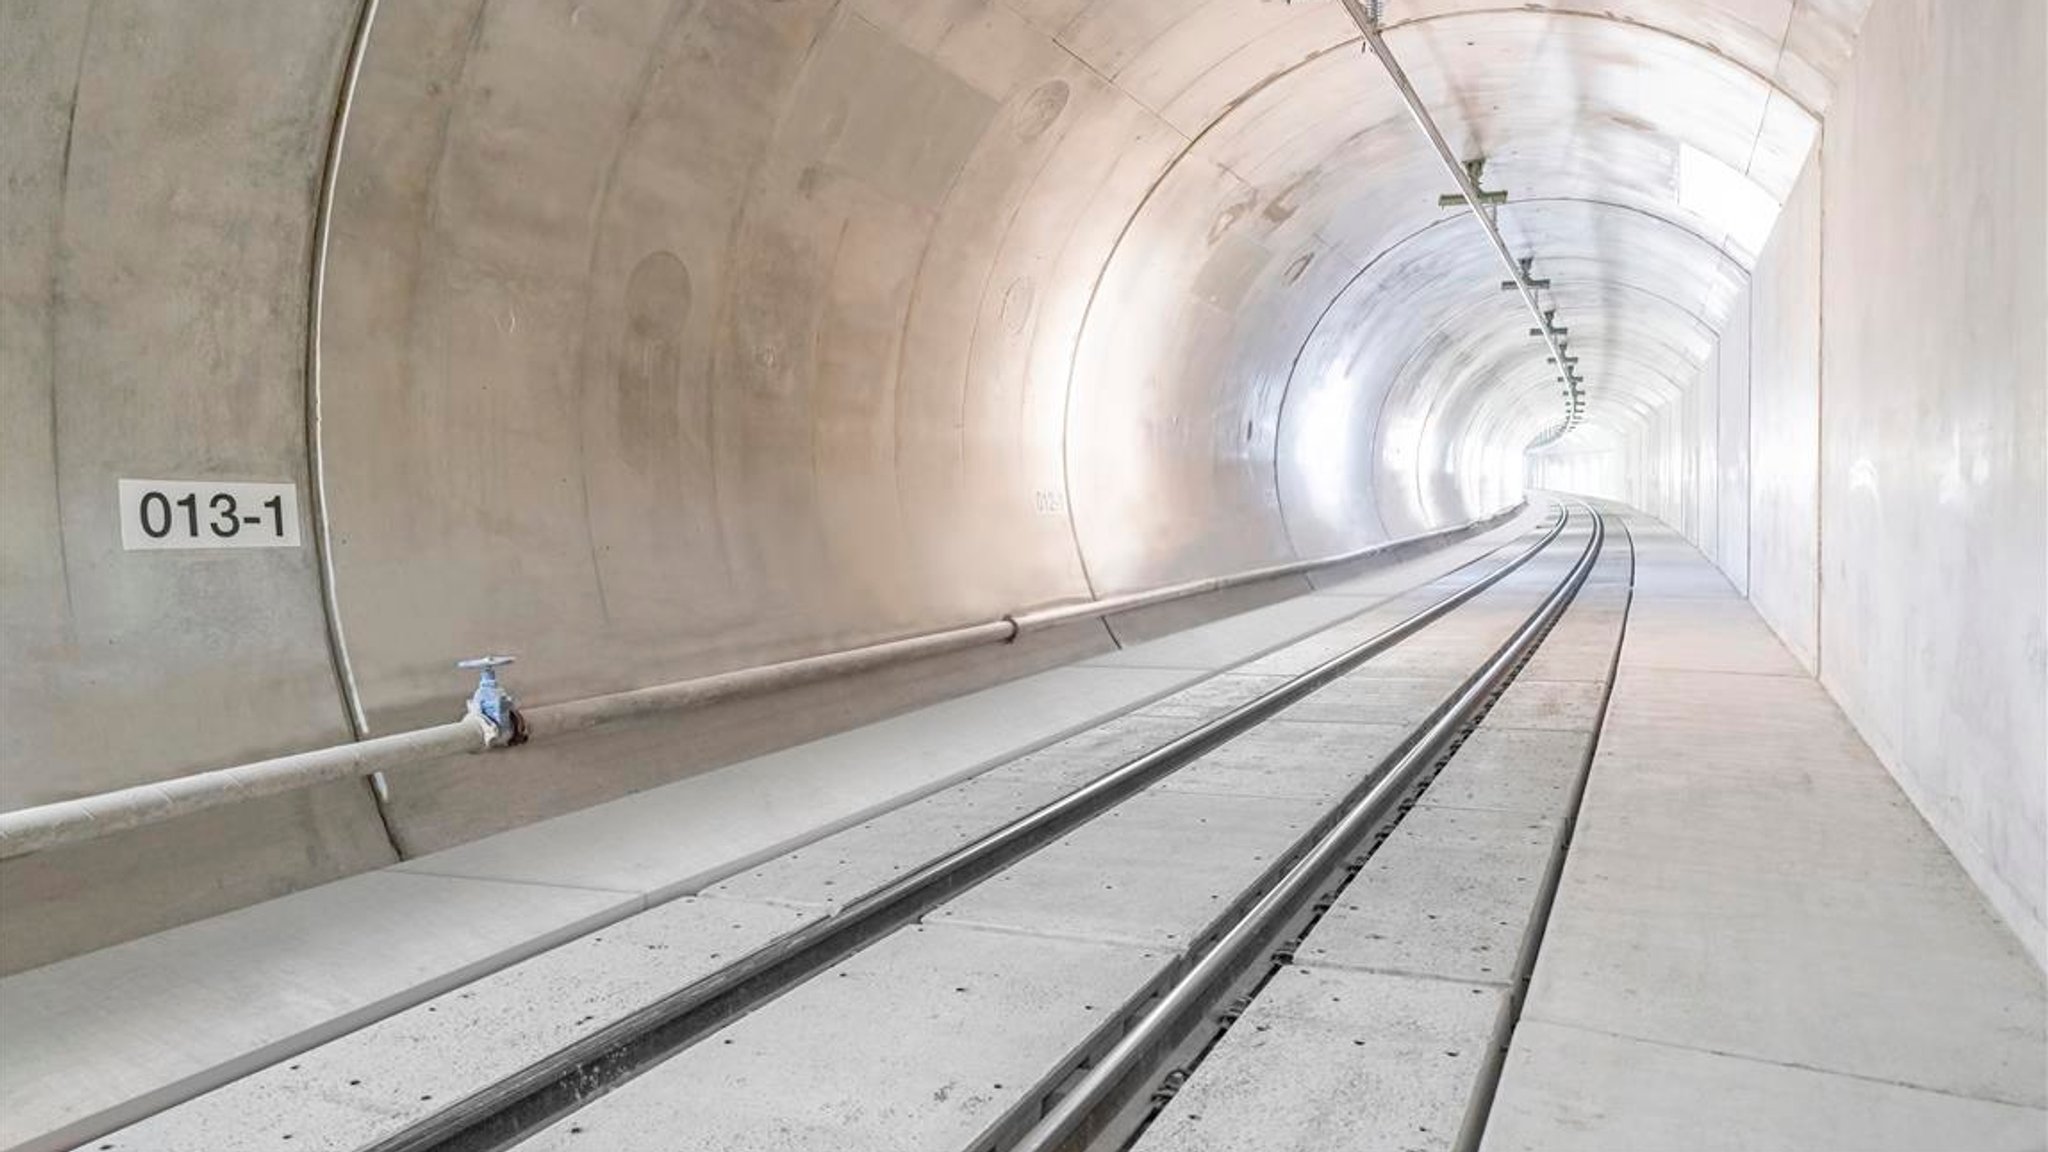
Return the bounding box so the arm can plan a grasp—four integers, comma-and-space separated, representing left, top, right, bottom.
1, 1, 2044, 1150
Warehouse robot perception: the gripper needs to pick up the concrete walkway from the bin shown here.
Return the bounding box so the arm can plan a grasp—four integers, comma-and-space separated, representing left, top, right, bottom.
1484, 513, 2047, 1150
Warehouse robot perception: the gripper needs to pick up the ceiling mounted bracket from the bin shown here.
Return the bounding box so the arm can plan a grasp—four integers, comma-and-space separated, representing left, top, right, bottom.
1438, 158, 1508, 209
1341, 0, 1588, 430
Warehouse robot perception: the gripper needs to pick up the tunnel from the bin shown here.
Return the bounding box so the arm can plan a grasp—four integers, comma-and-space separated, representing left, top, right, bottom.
1, 0, 2042, 1148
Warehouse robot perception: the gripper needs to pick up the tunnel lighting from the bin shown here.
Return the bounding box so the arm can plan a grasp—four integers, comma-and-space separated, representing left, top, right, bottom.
1678, 143, 1780, 255
1294, 379, 1360, 521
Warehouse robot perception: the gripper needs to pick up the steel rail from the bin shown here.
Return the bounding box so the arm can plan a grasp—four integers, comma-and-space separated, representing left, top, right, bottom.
1338, 0, 1583, 430
0, 505, 1525, 860
1009, 500, 1604, 1152
367, 504, 1572, 1152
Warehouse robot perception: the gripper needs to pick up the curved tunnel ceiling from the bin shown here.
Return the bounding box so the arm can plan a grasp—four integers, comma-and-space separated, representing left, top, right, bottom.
1, 0, 1877, 809
296, 0, 1871, 722
1063, 1, 1843, 581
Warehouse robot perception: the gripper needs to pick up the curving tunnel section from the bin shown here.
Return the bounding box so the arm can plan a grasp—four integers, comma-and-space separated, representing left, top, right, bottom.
312, 0, 1841, 714
2, 0, 1876, 968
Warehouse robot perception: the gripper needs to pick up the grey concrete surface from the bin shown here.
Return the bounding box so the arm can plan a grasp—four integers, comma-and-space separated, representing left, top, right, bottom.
391, 662, 1199, 897
1082, 506, 1546, 676
1133, 672, 1295, 722
1417, 728, 1590, 816
0, 871, 635, 1152
0, 0, 392, 974
1085, 594, 1405, 673
517, 923, 1171, 1152
1490, 520, 2048, 1146
0, 0, 359, 811
703, 776, 1075, 911
1285, 675, 1465, 727
1228, 603, 1436, 677
928, 786, 1324, 952
1306, 804, 1562, 987
0, 520, 1538, 1151
1813, 0, 2047, 969
1486, 1022, 2048, 1152
0, 777, 396, 975
1516, 603, 1626, 683
1152, 719, 1410, 803
975, 713, 1205, 790
1481, 679, 1605, 732
1136, 966, 1509, 1152
96, 897, 820, 1152
1135, 546, 1623, 1150
1619, 596, 1811, 676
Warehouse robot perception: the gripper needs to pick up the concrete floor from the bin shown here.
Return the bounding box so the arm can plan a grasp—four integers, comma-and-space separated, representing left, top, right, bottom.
1483, 513, 2047, 1150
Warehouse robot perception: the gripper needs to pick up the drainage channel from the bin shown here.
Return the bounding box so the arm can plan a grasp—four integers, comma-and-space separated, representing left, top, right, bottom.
353, 507, 1580, 1152
995, 501, 1607, 1152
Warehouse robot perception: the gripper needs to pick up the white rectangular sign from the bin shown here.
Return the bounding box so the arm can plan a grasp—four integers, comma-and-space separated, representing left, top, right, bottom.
118, 479, 304, 551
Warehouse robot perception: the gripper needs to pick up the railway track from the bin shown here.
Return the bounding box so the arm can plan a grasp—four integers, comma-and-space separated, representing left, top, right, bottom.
104, 500, 1609, 1152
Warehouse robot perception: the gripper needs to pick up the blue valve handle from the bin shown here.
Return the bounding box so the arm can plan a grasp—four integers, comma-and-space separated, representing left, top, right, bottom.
458, 656, 520, 740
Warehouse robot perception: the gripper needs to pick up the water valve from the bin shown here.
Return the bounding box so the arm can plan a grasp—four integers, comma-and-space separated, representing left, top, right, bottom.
458, 655, 527, 747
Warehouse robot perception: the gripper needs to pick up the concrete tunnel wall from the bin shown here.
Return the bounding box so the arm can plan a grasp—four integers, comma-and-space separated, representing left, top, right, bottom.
1, 0, 1907, 970
1530, 0, 2047, 964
